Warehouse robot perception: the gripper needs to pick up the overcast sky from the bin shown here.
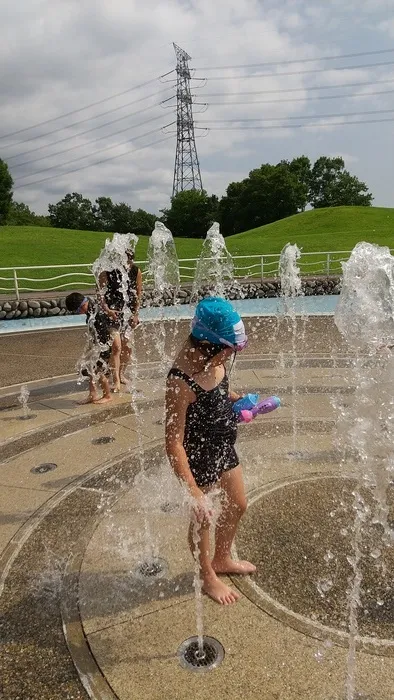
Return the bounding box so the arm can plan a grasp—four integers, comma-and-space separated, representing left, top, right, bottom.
1, 0, 394, 215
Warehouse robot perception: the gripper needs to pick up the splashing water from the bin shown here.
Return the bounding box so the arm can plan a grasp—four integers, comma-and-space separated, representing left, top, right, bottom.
192, 222, 234, 299
145, 221, 180, 370
334, 242, 394, 700
18, 384, 32, 420
279, 243, 302, 303
122, 224, 181, 568
279, 243, 303, 454
76, 232, 139, 385
146, 221, 180, 298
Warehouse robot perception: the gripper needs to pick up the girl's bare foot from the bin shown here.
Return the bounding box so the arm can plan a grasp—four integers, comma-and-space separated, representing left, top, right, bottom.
112, 385, 121, 394
211, 557, 256, 575
201, 572, 240, 605
77, 395, 98, 405
95, 395, 113, 404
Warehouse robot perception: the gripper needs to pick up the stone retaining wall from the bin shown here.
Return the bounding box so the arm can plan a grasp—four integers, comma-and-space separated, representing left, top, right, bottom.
0, 277, 341, 320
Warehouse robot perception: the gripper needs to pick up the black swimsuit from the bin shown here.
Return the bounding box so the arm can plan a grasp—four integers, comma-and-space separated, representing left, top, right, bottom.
167, 367, 239, 487
105, 266, 139, 329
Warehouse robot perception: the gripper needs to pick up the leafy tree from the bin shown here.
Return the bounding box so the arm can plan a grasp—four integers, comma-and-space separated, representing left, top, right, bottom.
94, 196, 115, 231
48, 192, 97, 230
0, 158, 13, 225
219, 162, 305, 235
285, 156, 312, 211
131, 208, 157, 236
161, 189, 219, 237
6, 200, 50, 226
111, 202, 135, 233
309, 156, 373, 208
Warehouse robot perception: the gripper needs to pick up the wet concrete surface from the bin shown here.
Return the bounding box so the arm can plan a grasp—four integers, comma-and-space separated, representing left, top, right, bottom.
0, 316, 350, 388
236, 476, 394, 641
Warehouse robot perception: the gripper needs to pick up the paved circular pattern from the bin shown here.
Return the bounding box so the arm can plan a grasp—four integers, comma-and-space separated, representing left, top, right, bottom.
235, 475, 394, 648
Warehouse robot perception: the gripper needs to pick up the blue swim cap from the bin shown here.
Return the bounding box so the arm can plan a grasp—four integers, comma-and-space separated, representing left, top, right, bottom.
191, 297, 247, 347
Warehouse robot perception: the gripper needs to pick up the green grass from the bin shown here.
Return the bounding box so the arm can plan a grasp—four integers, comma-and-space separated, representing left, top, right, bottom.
1, 206, 393, 291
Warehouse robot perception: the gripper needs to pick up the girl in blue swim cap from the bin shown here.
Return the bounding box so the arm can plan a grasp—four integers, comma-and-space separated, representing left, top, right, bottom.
165, 297, 256, 606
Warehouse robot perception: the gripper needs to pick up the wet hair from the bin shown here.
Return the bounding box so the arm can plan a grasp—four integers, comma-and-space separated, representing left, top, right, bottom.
189, 333, 237, 377
65, 292, 85, 312
189, 333, 226, 359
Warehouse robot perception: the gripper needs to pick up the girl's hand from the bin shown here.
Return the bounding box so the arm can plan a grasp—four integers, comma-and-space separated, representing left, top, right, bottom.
191, 489, 213, 524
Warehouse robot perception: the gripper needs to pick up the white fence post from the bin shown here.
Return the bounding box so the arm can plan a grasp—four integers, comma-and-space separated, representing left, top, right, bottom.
260, 255, 264, 280
13, 269, 20, 301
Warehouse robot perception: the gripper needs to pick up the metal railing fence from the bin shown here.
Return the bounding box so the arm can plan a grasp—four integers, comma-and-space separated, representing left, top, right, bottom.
1, 250, 391, 299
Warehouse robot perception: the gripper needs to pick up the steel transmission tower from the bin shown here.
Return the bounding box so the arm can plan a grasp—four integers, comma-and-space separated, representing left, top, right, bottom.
172, 43, 203, 197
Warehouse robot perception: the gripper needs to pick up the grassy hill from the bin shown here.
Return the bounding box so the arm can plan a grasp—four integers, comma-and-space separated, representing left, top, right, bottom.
1, 207, 393, 290
227, 206, 394, 256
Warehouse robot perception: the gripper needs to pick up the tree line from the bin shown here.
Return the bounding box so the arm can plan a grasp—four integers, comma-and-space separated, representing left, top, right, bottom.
0, 154, 373, 237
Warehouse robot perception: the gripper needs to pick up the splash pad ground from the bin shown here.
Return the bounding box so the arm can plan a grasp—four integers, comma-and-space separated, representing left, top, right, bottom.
1, 317, 393, 700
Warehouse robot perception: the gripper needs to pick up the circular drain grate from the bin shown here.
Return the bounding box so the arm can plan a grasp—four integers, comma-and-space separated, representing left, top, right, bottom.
31, 463, 58, 474
91, 436, 115, 445
178, 636, 224, 672
134, 557, 168, 581
20, 413, 37, 421
160, 501, 180, 513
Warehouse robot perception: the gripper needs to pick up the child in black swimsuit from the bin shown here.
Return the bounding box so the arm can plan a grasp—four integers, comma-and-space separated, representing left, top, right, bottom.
165, 297, 256, 605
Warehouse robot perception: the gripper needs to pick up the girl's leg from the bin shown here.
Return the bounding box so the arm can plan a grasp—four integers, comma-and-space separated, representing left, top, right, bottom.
120, 335, 132, 382
188, 516, 239, 605
77, 376, 98, 404
211, 465, 256, 575
110, 332, 121, 391
95, 374, 112, 404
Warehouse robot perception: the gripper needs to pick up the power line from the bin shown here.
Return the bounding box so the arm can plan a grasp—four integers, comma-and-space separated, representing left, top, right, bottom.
198, 107, 394, 124
10, 106, 168, 169
4, 87, 171, 153
202, 59, 394, 81
201, 77, 394, 97
205, 87, 394, 107
14, 133, 172, 189
203, 116, 394, 132
0, 71, 174, 142
14, 118, 166, 182
195, 47, 394, 71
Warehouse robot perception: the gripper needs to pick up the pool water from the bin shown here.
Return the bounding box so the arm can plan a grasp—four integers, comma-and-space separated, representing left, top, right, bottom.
0, 295, 339, 334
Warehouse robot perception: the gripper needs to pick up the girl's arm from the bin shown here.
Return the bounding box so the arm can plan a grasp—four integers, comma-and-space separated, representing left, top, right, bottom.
228, 390, 242, 403
97, 271, 118, 320
165, 377, 201, 498
135, 268, 143, 312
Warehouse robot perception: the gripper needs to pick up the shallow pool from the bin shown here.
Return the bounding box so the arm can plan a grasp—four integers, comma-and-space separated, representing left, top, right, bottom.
0, 295, 339, 334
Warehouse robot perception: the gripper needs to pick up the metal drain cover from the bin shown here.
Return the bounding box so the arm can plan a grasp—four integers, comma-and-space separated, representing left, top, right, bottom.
31, 463, 58, 474
91, 436, 115, 445
178, 636, 224, 672
20, 413, 37, 420
134, 557, 168, 581
161, 501, 180, 513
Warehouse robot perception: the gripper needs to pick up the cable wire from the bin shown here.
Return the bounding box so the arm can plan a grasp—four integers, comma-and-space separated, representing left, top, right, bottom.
201, 76, 394, 97
0, 71, 174, 141
190, 88, 394, 108
203, 116, 394, 131
195, 47, 394, 71
202, 59, 394, 81
13, 134, 172, 189
198, 107, 394, 124
14, 117, 166, 182
11, 104, 168, 169
4, 87, 171, 153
